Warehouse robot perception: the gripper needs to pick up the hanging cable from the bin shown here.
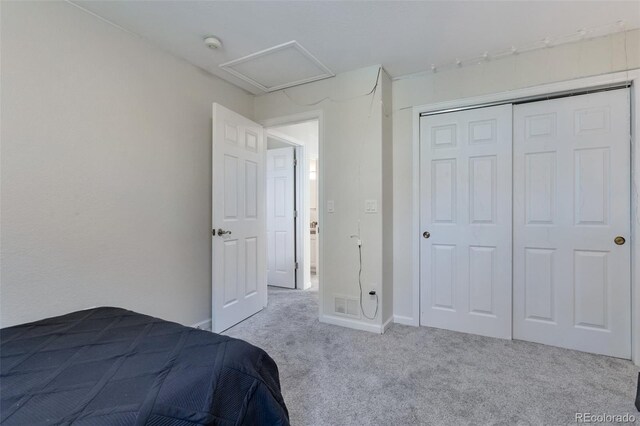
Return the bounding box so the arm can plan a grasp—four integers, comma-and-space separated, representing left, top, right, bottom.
282, 67, 382, 107
351, 231, 378, 320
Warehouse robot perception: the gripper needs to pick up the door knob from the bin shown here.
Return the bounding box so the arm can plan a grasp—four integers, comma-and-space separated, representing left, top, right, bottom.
423, 231, 431, 239
614, 236, 625, 245
217, 229, 232, 236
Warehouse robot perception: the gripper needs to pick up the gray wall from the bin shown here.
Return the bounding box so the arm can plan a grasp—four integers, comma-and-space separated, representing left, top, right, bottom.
0, 1, 254, 327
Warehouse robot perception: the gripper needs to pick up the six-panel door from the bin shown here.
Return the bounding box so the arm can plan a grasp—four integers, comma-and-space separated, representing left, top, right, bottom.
420, 104, 513, 339
266, 147, 296, 288
212, 104, 266, 333
513, 89, 631, 358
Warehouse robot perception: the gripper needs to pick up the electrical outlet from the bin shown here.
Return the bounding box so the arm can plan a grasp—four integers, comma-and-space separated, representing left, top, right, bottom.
327, 200, 335, 213
365, 199, 378, 213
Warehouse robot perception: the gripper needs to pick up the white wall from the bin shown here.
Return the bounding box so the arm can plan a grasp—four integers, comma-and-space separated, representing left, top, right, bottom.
271, 121, 319, 159
0, 1, 254, 327
392, 29, 640, 322
266, 137, 292, 150
255, 66, 390, 330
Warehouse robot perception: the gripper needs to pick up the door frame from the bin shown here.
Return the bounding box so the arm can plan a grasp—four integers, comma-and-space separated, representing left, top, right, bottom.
266, 133, 305, 289
261, 111, 324, 316
411, 70, 640, 365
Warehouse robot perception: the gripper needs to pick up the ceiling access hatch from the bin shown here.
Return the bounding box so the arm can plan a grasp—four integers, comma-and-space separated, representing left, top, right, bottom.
219, 41, 334, 93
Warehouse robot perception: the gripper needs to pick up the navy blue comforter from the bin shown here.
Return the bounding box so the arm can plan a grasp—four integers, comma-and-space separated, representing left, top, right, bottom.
0, 307, 289, 425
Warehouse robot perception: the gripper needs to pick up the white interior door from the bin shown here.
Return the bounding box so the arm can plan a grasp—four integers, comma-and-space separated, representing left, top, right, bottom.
212, 104, 266, 333
513, 89, 631, 358
420, 104, 512, 339
267, 147, 296, 288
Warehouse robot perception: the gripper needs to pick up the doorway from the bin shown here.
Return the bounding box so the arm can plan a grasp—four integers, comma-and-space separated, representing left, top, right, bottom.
266, 120, 320, 291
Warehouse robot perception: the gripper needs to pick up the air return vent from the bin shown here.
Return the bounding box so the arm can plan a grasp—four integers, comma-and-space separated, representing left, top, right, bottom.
334, 295, 360, 318
219, 41, 334, 93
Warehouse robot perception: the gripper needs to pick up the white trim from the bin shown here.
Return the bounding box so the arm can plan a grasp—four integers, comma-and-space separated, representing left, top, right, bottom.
294, 145, 308, 289
393, 314, 417, 326
191, 318, 212, 331
411, 69, 640, 366
411, 100, 421, 328
261, 111, 325, 320
267, 130, 305, 147
413, 71, 637, 114
631, 78, 640, 367
382, 315, 394, 333
320, 314, 385, 334
220, 41, 334, 93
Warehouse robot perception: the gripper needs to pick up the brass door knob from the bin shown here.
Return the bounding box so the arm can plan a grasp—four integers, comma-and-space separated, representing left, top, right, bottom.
423, 231, 431, 239
614, 236, 625, 246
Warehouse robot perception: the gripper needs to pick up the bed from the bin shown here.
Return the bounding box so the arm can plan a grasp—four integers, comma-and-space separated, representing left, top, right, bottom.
0, 307, 289, 425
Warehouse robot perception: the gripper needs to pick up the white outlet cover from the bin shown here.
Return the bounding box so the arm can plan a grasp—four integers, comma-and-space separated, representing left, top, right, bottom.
365, 199, 378, 213
327, 200, 335, 213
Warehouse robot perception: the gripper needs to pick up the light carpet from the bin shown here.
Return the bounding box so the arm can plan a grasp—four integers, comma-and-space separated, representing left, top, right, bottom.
224, 284, 639, 425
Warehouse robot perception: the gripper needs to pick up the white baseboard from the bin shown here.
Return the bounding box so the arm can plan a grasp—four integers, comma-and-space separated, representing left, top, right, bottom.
320, 314, 384, 334
382, 315, 394, 333
299, 281, 312, 290
393, 314, 419, 326
191, 318, 212, 331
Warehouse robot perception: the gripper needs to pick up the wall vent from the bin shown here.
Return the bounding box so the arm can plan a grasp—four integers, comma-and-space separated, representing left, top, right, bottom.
334, 295, 361, 318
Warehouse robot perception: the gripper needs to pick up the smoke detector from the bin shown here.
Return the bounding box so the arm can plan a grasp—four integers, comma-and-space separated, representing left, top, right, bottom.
203, 36, 222, 50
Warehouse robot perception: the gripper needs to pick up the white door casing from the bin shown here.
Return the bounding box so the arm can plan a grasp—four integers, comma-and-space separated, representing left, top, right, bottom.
420, 104, 513, 339
212, 104, 266, 333
267, 147, 296, 288
513, 89, 631, 358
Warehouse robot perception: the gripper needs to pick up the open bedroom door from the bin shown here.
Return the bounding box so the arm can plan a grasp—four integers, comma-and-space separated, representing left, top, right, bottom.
212, 103, 266, 333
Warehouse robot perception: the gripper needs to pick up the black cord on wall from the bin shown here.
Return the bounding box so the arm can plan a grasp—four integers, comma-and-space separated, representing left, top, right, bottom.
357, 241, 378, 320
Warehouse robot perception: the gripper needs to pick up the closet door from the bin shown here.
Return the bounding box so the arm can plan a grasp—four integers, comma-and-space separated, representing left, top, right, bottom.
513, 89, 631, 358
420, 104, 513, 339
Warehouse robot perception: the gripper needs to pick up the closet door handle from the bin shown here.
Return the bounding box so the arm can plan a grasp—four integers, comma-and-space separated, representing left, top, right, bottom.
217, 229, 232, 236
423, 231, 431, 239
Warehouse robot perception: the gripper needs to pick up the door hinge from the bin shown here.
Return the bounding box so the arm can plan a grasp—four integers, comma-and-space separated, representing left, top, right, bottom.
294, 210, 298, 218
295, 262, 299, 270
293, 158, 298, 167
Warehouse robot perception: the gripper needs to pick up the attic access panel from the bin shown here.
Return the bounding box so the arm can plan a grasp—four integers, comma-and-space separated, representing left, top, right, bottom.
220, 41, 334, 92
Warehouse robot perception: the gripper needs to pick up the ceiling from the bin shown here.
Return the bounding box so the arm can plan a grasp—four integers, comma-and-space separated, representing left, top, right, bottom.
72, 1, 640, 95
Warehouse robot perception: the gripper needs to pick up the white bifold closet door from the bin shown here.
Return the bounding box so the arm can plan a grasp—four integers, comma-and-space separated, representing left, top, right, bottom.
513, 89, 631, 358
420, 104, 513, 339
266, 147, 296, 289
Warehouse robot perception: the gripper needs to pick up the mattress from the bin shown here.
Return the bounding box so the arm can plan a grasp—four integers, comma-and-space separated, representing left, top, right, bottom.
0, 307, 289, 425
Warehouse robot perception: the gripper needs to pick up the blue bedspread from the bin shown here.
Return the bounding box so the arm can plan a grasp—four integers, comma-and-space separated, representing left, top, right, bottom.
0, 307, 289, 425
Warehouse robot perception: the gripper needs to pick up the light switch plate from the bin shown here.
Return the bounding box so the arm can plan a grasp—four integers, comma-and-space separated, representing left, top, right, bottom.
365, 199, 378, 214
327, 200, 335, 213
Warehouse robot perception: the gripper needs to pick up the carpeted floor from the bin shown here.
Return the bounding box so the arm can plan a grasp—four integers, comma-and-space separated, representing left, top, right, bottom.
224, 281, 640, 425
